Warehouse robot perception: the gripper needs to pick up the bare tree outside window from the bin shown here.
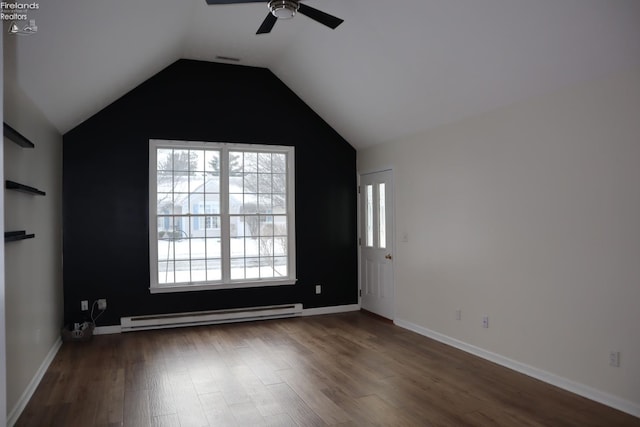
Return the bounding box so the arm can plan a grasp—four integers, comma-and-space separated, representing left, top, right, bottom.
157, 149, 200, 240
150, 140, 295, 290
227, 150, 289, 278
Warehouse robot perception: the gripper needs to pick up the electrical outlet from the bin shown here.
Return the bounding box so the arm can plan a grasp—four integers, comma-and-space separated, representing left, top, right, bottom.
482, 316, 489, 328
81, 300, 88, 311
609, 351, 620, 367
97, 299, 107, 310
315, 285, 322, 295
456, 309, 462, 321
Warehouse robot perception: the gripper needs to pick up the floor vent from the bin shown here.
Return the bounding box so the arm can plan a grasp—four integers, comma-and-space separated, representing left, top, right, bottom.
120, 303, 303, 332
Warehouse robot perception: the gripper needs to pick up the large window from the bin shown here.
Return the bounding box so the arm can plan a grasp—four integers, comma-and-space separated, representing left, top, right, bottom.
149, 140, 296, 293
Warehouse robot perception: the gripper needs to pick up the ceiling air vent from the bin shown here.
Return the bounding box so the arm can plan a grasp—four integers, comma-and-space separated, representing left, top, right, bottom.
215, 55, 241, 62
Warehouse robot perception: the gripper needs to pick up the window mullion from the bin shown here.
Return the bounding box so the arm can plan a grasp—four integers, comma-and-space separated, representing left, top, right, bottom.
220, 146, 231, 282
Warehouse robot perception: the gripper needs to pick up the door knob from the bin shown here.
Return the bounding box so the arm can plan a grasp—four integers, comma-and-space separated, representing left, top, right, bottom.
385, 254, 393, 260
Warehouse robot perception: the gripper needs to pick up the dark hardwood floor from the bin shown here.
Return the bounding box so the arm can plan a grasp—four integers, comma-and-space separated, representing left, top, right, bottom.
16, 312, 640, 426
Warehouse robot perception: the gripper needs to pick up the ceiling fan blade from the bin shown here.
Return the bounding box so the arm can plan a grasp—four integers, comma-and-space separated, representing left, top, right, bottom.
257, 13, 277, 34
205, 0, 265, 4
298, 3, 343, 29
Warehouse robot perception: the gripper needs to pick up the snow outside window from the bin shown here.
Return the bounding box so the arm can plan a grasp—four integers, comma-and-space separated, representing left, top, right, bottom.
149, 140, 296, 293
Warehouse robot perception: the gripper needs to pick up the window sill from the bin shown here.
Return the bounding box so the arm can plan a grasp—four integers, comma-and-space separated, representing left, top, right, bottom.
150, 278, 297, 294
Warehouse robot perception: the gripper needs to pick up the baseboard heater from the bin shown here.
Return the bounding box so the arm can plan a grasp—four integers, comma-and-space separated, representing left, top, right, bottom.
120, 303, 303, 332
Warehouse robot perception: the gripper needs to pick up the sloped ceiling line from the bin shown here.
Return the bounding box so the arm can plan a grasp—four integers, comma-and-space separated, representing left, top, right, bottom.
11, 0, 640, 148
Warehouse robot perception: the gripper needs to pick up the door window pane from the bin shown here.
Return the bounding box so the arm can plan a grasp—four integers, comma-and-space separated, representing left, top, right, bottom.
366, 184, 374, 247
378, 183, 386, 249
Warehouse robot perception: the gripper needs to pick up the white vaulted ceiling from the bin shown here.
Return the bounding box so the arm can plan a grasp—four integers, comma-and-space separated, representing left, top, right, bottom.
8, 0, 640, 148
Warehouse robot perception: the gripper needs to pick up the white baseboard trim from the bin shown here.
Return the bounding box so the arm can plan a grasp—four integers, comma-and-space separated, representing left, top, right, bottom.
94, 325, 122, 335
394, 318, 640, 419
7, 337, 62, 427
302, 304, 360, 317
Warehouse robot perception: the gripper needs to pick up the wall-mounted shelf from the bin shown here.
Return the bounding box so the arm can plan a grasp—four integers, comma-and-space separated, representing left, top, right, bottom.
3, 122, 35, 148
4, 124, 41, 242
5, 180, 46, 196
5, 231, 35, 242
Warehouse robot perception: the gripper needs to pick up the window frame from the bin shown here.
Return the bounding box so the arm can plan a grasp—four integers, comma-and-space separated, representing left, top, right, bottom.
149, 139, 297, 293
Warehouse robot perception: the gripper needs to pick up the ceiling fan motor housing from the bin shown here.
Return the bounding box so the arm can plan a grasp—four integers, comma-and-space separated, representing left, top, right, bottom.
268, 0, 300, 19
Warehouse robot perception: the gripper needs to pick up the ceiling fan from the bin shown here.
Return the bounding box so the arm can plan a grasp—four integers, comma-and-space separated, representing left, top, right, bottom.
205, 0, 344, 34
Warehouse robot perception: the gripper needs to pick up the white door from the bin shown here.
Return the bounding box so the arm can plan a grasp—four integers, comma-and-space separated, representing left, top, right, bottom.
360, 170, 394, 319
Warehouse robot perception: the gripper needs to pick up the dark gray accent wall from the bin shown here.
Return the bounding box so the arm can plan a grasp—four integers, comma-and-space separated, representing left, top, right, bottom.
63, 59, 357, 326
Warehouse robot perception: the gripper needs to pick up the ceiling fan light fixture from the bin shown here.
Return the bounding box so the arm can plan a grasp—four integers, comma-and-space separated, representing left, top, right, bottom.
268, 0, 299, 19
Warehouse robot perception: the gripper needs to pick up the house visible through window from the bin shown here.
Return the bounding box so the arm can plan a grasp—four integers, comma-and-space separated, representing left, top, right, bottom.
149, 140, 296, 293
205, 215, 218, 230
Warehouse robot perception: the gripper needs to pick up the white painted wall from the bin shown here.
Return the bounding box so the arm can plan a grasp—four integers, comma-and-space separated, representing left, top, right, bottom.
3, 34, 63, 421
358, 67, 640, 412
